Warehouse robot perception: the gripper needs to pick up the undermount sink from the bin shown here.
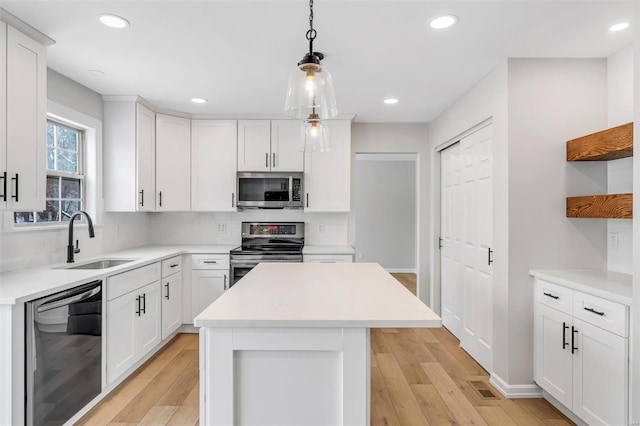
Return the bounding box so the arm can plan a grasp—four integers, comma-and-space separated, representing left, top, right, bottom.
58, 259, 137, 270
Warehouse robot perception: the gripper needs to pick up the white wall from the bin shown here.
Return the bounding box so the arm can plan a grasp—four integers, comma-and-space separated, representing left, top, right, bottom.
149, 210, 348, 247
606, 46, 634, 274
631, 3, 640, 420
429, 58, 609, 391
349, 123, 430, 301
0, 70, 151, 273
354, 154, 416, 271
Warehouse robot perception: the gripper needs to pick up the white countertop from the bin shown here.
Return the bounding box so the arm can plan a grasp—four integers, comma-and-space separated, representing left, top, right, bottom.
302, 245, 354, 255
0, 245, 236, 305
194, 262, 441, 328
529, 269, 633, 305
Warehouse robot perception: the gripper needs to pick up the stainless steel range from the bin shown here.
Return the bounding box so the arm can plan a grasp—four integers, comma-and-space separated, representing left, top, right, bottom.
230, 222, 304, 285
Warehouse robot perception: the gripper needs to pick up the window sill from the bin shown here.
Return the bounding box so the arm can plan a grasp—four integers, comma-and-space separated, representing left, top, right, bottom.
4, 223, 103, 233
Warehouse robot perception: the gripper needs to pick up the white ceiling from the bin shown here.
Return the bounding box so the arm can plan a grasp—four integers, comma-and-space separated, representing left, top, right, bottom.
1, 1, 635, 122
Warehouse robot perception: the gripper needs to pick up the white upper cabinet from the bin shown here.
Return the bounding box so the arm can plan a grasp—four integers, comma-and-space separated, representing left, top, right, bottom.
191, 120, 237, 211
104, 99, 156, 212
270, 120, 304, 172
155, 114, 191, 211
0, 23, 47, 211
304, 120, 351, 212
237, 120, 303, 172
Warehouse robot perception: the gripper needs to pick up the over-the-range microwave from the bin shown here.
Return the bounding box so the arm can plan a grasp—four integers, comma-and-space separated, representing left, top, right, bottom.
236, 172, 304, 209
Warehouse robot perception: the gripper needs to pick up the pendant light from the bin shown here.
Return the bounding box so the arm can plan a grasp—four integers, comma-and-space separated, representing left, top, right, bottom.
284, 0, 337, 152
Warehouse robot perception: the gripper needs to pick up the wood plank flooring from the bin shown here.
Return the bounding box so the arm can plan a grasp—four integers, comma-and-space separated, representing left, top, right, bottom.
78, 273, 572, 425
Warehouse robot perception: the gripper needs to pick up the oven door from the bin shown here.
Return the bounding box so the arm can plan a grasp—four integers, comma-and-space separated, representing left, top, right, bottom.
230, 256, 302, 285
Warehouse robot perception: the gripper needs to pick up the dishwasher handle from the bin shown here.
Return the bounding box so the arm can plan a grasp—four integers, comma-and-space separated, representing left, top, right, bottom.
36, 281, 102, 313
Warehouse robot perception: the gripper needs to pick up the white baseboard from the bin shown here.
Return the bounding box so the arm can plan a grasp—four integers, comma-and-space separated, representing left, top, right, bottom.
386, 268, 417, 274
179, 324, 198, 333
541, 391, 588, 426
489, 373, 543, 398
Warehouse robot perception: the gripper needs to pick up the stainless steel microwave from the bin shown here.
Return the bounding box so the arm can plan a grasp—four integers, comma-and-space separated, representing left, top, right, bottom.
236, 172, 304, 209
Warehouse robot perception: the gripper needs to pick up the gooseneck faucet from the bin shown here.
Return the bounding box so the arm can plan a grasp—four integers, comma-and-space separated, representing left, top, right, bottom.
67, 211, 95, 263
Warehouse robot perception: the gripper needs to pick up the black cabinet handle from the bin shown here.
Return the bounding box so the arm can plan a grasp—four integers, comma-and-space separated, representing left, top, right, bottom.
562, 322, 569, 349
170, 263, 179, 268
224, 274, 227, 290
203, 260, 218, 264
273, 153, 276, 168
265, 153, 269, 168
543, 292, 559, 300
306, 193, 309, 208
232, 193, 235, 208
0, 171, 6, 202
571, 326, 578, 354
158, 191, 162, 207
584, 307, 605, 316
139, 189, 144, 206
165, 282, 170, 300
141, 293, 146, 314
438, 237, 443, 249
135, 295, 141, 316
488, 248, 493, 265
11, 173, 18, 202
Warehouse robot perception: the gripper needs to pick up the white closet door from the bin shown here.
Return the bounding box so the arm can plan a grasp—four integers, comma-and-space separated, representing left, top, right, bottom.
440, 142, 463, 338
440, 123, 493, 372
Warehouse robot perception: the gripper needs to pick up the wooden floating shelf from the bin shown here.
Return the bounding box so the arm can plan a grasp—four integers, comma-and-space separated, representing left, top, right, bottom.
566, 193, 632, 219
566, 122, 633, 161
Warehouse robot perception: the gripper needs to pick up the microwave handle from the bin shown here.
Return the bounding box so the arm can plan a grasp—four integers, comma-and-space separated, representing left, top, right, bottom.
288, 176, 293, 203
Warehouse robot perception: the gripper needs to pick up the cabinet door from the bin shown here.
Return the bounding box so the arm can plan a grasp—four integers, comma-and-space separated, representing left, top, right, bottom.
137, 281, 162, 358
270, 120, 304, 172
0, 22, 6, 210
534, 303, 573, 409
192, 269, 227, 322
304, 120, 351, 212
191, 120, 237, 211
5, 25, 47, 211
573, 318, 628, 426
106, 291, 137, 384
156, 114, 191, 211
136, 104, 156, 211
237, 120, 271, 172
161, 273, 183, 340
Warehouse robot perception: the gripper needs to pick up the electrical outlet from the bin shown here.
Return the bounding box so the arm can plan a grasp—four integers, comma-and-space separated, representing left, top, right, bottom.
318, 224, 324, 233
217, 223, 227, 234
358, 252, 364, 259
608, 232, 619, 251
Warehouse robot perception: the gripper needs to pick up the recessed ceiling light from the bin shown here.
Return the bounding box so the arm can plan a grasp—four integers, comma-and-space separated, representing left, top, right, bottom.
89, 69, 105, 77
609, 22, 630, 32
384, 98, 399, 105
430, 15, 458, 29
98, 14, 130, 29
191, 98, 208, 104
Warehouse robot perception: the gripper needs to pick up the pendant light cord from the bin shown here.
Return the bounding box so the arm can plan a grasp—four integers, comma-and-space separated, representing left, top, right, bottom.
306, 0, 316, 56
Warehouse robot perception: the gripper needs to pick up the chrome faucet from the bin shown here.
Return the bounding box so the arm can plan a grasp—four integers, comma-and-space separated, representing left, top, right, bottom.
67, 211, 95, 263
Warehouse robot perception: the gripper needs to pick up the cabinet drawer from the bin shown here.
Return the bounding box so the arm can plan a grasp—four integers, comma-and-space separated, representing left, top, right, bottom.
191, 254, 230, 270
535, 279, 573, 315
162, 255, 182, 276
303, 254, 353, 263
107, 262, 162, 301
573, 291, 628, 337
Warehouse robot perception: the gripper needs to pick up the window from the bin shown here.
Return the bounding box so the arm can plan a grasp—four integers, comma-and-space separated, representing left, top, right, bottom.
14, 120, 84, 225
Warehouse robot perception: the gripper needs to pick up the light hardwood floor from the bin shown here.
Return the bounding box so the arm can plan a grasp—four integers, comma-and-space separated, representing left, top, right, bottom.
78, 273, 572, 425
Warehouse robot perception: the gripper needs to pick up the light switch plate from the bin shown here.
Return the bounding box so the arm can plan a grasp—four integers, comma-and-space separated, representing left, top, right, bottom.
608, 232, 619, 251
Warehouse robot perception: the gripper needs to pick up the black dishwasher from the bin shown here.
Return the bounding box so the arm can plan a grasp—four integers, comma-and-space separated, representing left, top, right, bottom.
25, 280, 102, 426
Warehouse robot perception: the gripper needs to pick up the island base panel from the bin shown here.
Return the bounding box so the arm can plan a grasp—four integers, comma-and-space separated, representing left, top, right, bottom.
200, 327, 370, 425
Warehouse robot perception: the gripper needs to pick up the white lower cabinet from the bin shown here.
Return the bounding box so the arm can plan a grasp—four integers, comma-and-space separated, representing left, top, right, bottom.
107, 280, 161, 384
533, 278, 628, 426
106, 263, 162, 384
191, 254, 229, 322
161, 256, 183, 340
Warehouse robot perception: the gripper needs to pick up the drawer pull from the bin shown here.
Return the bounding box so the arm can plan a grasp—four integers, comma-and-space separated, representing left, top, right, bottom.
203, 260, 218, 264
543, 292, 559, 300
584, 307, 605, 316
169, 263, 179, 268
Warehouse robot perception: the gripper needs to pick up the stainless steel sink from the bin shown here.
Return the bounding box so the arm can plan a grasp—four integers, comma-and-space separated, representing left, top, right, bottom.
58, 259, 137, 270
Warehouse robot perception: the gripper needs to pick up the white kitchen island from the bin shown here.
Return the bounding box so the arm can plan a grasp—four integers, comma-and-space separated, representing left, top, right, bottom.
194, 262, 441, 426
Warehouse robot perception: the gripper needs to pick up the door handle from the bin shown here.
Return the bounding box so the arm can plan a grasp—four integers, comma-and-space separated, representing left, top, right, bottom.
11, 173, 19, 202
266, 152, 269, 168
139, 189, 144, 207
158, 191, 163, 207
165, 282, 170, 300
232, 193, 235, 208
224, 274, 227, 290
306, 193, 309, 208
273, 153, 276, 168
135, 295, 141, 316
562, 322, 569, 349
0, 171, 6, 202
438, 237, 443, 249
141, 293, 146, 314
487, 248, 493, 265
571, 326, 578, 354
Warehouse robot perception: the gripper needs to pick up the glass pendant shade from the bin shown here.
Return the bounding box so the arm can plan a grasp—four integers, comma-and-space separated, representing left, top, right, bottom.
300, 117, 331, 152
285, 62, 338, 120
